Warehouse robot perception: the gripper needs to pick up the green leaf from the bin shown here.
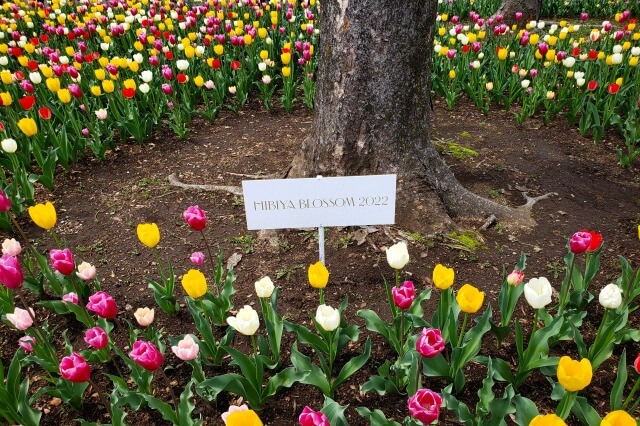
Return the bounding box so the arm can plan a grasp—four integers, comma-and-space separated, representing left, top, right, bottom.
477, 358, 495, 417
178, 379, 201, 426
264, 367, 308, 402
422, 352, 450, 378
476, 356, 514, 384
290, 343, 330, 395
441, 386, 475, 425
137, 393, 178, 424
512, 395, 539, 426
332, 338, 371, 393
610, 349, 627, 410
571, 396, 602, 425
451, 307, 492, 374
285, 321, 328, 354
197, 374, 257, 408
356, 407, 401, 426
357, 309, 400, 353
407, 287, 432, 318
223, 346, 261, 395
18, 378, 41, 426
322, 396, 350, 426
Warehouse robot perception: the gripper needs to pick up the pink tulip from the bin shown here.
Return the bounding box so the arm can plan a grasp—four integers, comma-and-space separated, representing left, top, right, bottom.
569, 231, 592, 254
129, 340, 163, 371
392, 281, 415, 310
2, 238, 22, 257
0, 254, 24, 289
84, 326, 108, 349
0, 190, 12, 212
6, 307, 34, 330
171, 334, 199, 361
62, 292, 79, 304
581, 12, 588, 21
86, 291, 118, 319
634, 353, 640, 374
18, 335, 35, 353
507, 270, 525, 286
161, 83, 172, 94
299, 406, 330, 426
416, 328, 445, 358
190, 251, 204, 266
59, 352, 91, 382
515, 11, 523, 20
408, 389, 443, 424
49, 248, 75, 275
183, 205, 207, 231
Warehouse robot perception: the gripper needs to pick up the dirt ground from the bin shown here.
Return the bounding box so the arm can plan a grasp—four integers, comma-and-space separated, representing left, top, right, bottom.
2, 96, 640, 424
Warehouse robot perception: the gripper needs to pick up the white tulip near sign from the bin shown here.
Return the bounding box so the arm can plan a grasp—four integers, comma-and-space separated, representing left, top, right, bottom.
242, 175, 396, 230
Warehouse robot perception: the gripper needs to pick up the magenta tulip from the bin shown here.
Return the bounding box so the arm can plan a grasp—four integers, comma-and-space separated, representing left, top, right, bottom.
0, 190, 12, 212
84, 326, 108, 349
129, 340, 163, 371
392, 280, 415, 310
416, 328, 445, 358
299, 406, 330, 426
49, 248, 75, 275
86, 291, 118, 319
59, 352, 91, 383
569, 231, 592, 254
0, 254, 24, 289
18, 335, 35, 353
62, 292, 79, 304
407, 389, 443, 424
183, 205, 207, 231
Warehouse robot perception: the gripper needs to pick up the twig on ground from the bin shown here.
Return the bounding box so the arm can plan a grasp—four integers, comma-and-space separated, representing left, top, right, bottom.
167, 173, 242, 196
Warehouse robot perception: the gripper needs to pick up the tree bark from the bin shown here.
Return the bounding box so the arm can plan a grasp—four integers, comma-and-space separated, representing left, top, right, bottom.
290, 0, 537, 228
493, 0, 542, 27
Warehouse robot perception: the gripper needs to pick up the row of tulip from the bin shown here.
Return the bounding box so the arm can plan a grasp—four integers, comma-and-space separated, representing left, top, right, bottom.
1, 189, 639, 424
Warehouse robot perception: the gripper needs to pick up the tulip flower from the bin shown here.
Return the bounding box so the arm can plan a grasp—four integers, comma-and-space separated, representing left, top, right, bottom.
49, 248, 75, 275
183, 205, 207, 231
416, 328, 445, 358
386, 241, 410, 269
134, 307, 155, 327
18, 335, 35, 353
0, 254, 24, 289
181, 269, 207, 298
76, 262, 96, 280
0, 191, 11, 211
308, 261, 329, 289
524, 277, 553, 309
298, 406, 330, 426
62, 292, 79, 304
529, 414, 567, 425
190, 251, 204, 266
557, 356, 592, 392
507, 270, 524, 286
580, 229, 603, 252
6, 307, 34, 330
136, 223, 160, 248
456, 284, 485, 314
255, 276, 275, 298
634, 353, 640, 374
129, 340, 163, 371
172, 334, 199, 361
601, 410, 636, 426
84, 326, 108, 349
392, 280, 415, 310
227, 305, 260, 336
599, 283, 623, 309
432, 264, 454, 290
570, 231, 593, 254
407, 388, 442, 424
222, 405, 263, 426
59, 352, 91, 382
28, 201, 57, 230
315, 304, 340, 332
0, 138, 14, 154
86, 291, 118, 319
17, 117, 37, 137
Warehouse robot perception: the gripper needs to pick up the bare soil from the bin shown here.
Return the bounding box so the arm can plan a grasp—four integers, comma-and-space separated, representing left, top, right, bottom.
2, 96, 640, 425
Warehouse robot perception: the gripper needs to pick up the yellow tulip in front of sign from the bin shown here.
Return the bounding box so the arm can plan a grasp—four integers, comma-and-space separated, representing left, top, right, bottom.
308, 261, 329, 289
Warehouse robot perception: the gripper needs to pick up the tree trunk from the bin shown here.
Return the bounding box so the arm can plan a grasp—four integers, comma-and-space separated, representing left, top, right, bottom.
290, 0, 537, 228
493, 0, 542, 27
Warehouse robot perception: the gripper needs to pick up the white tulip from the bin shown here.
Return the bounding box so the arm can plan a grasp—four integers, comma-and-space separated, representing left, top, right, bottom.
521, 79, 530, 89
386, 241, 409, 270
227, 305, 259, 336
523, 277, 553, 309
140, 70, 153, 83
611, 53, 623, 65
139, 83, 150, 94
176, 59, 189, 71
1, 138, 17, 154
315, 304, 340, 331
613, 45, 623, 54
599, 283, 622, 309
563, 57, 575, 68
29, 72, 42, 84
255, 276, 275, 298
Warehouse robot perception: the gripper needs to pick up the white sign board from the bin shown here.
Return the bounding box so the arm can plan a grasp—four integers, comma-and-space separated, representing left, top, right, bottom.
242, 175, 396, 230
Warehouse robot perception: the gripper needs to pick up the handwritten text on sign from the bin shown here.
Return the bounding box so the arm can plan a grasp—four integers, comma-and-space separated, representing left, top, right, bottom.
242, 175, 396, 230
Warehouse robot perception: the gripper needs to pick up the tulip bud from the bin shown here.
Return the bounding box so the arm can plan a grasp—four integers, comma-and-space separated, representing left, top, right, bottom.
134, 307, 155, 327
506, 270, 524, 286
598, 283, 622, 309
227, 305, 260, 335
59, 352, 91, 382
255, 276, 275, 298
416, 328, 445, 358
315, 304, 340, 331
392, 280, 415, 310
172, 334, 199, 361
190, 251, 204, 265
386, 242, 410, 270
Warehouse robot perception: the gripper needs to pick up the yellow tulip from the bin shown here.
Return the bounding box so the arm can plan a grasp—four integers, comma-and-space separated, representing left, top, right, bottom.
136, 223, 160, 248
259, 49, 269, 60
46, 77, 60, 92
181, 269, 207, 298
0, 92, 12, 106
630, 57, 638, 67
226, 410, 263, 426
184, 45, 195, 59
40, 66, 53, 78
258, 27, 267, 39
134, 41, 144, 51
282, 66, 291, 77
214, 44, 224, 56
529, 33, 540, 45
601, 411, 636, 426
449, 70, 456, 79
281, 52, 291, 65
28, 201, 57, 230
94, 68, 106, 80
0, 70, 12, 84
557, 356, 592, 392
308, 261, 329, 289
438, 27, 446, 36
102, 80, 115, 93
17, 118, 37, 136
529, 414, 567, 426
128, 61, 140, 72
455, 284, 484, 314
497, 47, 508, 61
91, 85, 102, 96
432, 264, 454, 290
57, 88, 71, 104
123, 78, 136, 90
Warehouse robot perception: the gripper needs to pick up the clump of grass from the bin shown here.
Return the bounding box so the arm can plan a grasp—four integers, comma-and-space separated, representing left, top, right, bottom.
434, 138, 479, 160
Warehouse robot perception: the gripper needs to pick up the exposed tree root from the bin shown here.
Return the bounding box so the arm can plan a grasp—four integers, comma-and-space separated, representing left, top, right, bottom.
167, 173, 242, 195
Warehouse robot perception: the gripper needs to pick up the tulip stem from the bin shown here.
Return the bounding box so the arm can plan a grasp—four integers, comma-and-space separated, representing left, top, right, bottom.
319, 288, 325, 305
251, 335, 258, 358
555, 391, 577, 420
621, 375, 640, 411
158, 369, 179, 419
9, 213, 35, 255
199, 231, 218, 296
152, 248, 165, 276
528, 310, 539, 348
559, 257, 576, 315
457, 314, 469, 348
189, 359, 206, 383
49, 229, 63, 250
399, 313, 405, 358
588, 309, 609, 361
89, 377, 111, 414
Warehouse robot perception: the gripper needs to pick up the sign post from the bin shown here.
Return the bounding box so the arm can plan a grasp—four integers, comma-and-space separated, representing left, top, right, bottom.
242, 174, 397, 264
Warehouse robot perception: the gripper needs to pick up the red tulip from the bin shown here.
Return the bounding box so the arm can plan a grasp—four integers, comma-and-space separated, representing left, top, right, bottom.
38, 107, 52, 120
19, 95, 36, 110
587, 81, 598, 91
580, 229, 602, 252
122, 87, 135, 98
177, 73, 188, 83
50, 248, 75, 275
59, 352, 91, 382
231, 60, 241, 70
634, 353, 640, 374
607, 83, 620, 95
588, 50, 598, 60
212, 58, 221, 69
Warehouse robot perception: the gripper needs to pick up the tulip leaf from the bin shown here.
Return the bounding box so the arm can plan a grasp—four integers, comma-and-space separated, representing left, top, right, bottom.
136, 393, 178, 424
357, 309, 400, 354
407, 287, 432, 318
441, 385, 475, 425
178, 379, 201, 426
284, 321, 328, 354
451, 307, 492, 374
264, 366, 308, 399
322, 396, 350, 426
332, 338, 371, 394
610, 349, 627, 410
222, 346, 261, 393
356, 407, 401, 426
196, 374, 257, 408
422, 353, 450, 378
571, 396, 601, 426
512, 395, 539, 426
588, 309, 628, 370
290, 343, 331, 395
474, 356, 514, 384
